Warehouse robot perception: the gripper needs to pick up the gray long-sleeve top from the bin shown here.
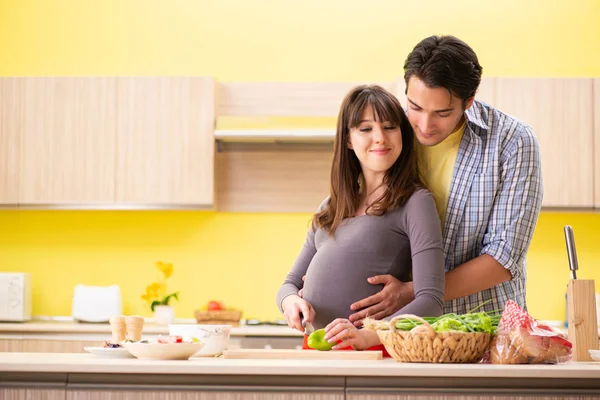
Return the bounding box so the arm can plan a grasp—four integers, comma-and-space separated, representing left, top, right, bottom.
276, 189, 445, 329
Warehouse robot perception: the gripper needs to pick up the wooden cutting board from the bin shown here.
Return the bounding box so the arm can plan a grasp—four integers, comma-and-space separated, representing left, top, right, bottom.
222, 349, 382, 360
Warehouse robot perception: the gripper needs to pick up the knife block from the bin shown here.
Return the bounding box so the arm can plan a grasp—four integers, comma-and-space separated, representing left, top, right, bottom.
567, 279, 599, 361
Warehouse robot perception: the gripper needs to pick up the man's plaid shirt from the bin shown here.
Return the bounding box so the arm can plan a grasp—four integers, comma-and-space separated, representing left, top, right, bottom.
441, 100, 543, 315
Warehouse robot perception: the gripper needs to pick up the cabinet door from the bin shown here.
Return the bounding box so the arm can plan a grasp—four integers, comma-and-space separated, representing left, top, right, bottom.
494, 78, 594, 208
1, 388, 65, 400
17, 78, 117, 204
21, 339, 102, 353
68, 390, 343, 400
0, 79, 20, 203
0, 338, 22, 351
115, 77, 215, 205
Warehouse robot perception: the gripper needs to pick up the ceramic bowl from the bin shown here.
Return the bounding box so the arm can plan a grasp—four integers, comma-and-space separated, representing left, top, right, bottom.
589, 349, 600, 361
123, 342, 204, 360
169, 324, 231, 357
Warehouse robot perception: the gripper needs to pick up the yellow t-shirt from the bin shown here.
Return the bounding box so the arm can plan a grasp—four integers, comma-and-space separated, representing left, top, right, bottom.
416, 120, 466, 230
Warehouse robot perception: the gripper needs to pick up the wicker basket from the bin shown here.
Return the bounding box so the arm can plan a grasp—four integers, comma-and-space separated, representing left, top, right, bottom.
194, 309, 243, 326
373, 314, 492, 363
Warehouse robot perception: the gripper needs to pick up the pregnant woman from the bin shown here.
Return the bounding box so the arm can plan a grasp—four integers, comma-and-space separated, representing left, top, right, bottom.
276, 84, 445, 351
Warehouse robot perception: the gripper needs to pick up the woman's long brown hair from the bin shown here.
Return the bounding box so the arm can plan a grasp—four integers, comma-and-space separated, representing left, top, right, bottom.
313, 85, 423, 235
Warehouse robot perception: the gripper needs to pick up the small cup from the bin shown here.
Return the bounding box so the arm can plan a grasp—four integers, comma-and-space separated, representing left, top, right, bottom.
125, 315, 145, 342
109, 315, 126, 344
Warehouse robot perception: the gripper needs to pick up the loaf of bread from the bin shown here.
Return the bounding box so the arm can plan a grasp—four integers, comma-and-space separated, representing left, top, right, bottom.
489, 326, 571, 364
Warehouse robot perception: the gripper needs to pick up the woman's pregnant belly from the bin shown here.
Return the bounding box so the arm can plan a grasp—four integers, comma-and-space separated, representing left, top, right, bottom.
301, 253, 385, 329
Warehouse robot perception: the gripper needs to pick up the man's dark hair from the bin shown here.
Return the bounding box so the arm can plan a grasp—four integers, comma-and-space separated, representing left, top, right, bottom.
404, 35, 483, 104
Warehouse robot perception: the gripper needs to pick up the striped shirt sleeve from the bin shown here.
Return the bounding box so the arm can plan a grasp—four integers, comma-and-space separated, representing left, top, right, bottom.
479, 125, 543, 279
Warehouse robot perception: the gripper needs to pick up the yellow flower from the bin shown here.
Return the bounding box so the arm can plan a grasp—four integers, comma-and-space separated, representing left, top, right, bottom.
141, 293, 154, 303
142, 261, 179, 309
163, 263, 173, 279
148, 282, 162, 293
156, 261, 174, 279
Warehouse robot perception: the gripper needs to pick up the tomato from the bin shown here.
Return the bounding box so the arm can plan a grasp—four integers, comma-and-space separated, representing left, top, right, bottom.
207, 300, 223, 311
170, 335, 183, 343
157, 336, 169, 344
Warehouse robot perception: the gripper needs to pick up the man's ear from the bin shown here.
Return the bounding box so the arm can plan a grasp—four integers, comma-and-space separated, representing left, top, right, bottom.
464, 96, 475, 111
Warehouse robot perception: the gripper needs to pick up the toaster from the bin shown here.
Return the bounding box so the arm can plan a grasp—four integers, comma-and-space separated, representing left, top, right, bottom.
0, 273, 32, 322
71, 284, 123, 323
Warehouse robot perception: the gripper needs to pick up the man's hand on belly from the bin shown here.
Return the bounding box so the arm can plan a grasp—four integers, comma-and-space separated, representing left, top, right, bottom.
348, 275, 414, 327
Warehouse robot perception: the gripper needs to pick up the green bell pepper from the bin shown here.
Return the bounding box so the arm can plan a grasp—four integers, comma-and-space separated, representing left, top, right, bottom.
307, 329, 334, 351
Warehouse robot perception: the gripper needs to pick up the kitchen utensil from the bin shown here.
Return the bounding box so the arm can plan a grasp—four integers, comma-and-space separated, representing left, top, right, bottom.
72, 284, 123, 323
0, 273, 32, 322
222, 349, 382, 360
564, 225, 599, 361
564, 225, 579, 279
302, 320, 315, 336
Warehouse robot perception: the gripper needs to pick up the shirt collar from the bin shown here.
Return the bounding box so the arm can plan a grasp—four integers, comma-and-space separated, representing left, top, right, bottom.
464, 99, 490, 133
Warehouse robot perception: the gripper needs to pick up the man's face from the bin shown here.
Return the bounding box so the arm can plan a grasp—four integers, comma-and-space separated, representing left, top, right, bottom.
406, 76, 474, 146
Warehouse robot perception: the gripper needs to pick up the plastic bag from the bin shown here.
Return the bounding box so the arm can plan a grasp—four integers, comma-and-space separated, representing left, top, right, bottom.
487, 300, 572, 364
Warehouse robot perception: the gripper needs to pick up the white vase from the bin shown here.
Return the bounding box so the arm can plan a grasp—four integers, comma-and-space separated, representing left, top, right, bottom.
154, 305, 175, 325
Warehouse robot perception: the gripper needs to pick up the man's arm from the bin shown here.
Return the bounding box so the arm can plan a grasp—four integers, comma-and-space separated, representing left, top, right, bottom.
348, 255, 509, 324
444, 255, 510, 300
477, 125, 543, 282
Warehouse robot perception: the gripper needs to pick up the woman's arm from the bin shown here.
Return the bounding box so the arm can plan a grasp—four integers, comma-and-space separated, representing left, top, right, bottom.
276, 225, 317, 312
389, 189, 445, 318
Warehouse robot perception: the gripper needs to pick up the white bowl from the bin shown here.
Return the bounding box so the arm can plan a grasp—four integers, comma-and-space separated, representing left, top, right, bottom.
589, 349, 600, 361
169, 324, 231, 357
123, 342, 204, 360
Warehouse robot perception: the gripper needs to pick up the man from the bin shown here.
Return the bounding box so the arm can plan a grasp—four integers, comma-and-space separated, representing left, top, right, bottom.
346, 35, 543, 324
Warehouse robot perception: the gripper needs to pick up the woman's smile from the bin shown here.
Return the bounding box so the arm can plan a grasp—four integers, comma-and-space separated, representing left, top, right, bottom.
370, 148, 391, 156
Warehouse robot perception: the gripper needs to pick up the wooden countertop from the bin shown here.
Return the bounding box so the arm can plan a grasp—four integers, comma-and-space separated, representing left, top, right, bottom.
1, 352, 600, 378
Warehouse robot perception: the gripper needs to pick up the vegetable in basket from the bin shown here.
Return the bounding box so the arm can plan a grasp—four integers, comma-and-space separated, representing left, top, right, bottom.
364, 313, 494, 363
392, 311, 499, 334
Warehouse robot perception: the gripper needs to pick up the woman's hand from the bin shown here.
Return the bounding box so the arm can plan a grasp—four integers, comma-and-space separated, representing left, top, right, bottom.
282, 295, 315, 332
324, 318, 381, 350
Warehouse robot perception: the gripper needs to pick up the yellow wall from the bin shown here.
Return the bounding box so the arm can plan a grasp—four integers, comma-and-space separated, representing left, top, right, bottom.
1, 0, 599, 78
1, 0, 599, 322
1, 210, 599, 322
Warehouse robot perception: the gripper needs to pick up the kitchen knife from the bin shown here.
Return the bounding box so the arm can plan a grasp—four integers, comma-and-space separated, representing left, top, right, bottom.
302, 320, 315, 336
564, 225, 579, 280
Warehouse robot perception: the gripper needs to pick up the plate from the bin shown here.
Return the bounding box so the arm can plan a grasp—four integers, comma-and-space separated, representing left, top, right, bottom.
588, 349, 600, 361
123, 342, 204, 360
84, 346, 134, 358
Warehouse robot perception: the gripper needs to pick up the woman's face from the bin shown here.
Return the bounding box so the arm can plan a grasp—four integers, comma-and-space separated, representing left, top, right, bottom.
347, 106, 403, 181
